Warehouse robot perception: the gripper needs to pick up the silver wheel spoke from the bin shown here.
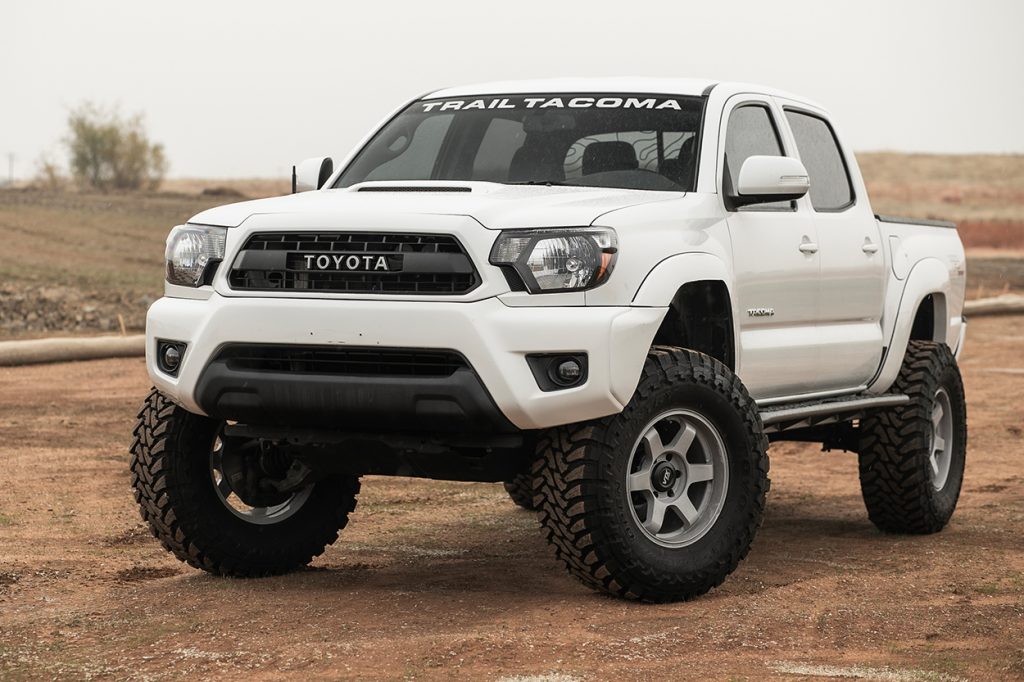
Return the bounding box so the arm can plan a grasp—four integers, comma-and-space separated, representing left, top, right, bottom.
927, 388, 954, 492
687, 463, 714, 485
665, 423, 697, 457
641, 428, 665, 458
629, 469, 652, 493
644, 499, 668, 534
670, 497, 700, 526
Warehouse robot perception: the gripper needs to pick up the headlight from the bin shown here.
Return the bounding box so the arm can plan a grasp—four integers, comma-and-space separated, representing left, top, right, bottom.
165, 225, 227, 287
489, 228, 618, 293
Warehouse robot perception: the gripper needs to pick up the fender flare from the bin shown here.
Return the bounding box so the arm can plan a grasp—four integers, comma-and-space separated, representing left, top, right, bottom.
631, 252, 734, 308
868, 257, 953, 394
628, 251, 738, 374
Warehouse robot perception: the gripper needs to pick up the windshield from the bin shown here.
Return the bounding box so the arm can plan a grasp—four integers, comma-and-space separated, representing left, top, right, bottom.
335, 94, 704, 192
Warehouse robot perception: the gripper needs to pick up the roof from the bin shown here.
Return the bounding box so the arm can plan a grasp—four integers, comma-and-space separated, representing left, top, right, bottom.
426, 77, 719, 99
424, 77, 822, 110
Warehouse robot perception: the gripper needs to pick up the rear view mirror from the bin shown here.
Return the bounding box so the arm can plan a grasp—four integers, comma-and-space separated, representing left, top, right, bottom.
292, 157, 334, 193
732, 155, 809, 207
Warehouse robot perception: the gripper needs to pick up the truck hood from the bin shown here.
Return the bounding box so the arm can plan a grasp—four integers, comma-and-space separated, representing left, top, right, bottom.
188, 181, 682, 230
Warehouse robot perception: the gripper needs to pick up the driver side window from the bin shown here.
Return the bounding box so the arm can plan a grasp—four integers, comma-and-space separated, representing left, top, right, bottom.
724, 105, 790, 210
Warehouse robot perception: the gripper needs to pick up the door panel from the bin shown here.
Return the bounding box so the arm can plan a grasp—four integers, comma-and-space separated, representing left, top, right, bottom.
814, 211, 885, 389
720, 97, 820, 399
782, 107, 884, 390
728, 212, 820, 398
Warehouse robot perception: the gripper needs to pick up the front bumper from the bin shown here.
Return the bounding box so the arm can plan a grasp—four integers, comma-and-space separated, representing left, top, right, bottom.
146, 294, 665, 431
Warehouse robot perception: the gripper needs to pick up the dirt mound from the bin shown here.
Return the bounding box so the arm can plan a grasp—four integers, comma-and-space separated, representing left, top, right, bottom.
0, 283, 153, 338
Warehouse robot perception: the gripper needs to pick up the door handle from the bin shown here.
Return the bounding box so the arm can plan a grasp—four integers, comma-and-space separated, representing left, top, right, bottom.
862, 240, 880, 254
799, 240, 819, 254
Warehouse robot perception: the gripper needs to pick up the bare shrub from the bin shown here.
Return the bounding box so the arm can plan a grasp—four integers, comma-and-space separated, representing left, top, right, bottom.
65, 103, 168, 191
33, 151, 67, 190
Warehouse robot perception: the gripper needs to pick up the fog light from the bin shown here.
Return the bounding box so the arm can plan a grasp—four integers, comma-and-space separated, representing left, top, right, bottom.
526, 353, 588, 391
555, 359, 582, 383
163, 345, 181, 369
157, 341, 186, 376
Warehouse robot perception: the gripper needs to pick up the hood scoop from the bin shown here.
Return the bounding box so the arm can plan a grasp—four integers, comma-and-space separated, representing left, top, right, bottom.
357, 185, 472, 193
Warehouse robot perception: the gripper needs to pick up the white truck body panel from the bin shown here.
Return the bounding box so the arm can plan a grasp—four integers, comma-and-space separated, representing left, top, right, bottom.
150, 78, 966, 430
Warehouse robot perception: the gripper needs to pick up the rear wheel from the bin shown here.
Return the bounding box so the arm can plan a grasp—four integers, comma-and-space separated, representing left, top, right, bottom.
858, 341, 967, 533
129, 389, 359, 576
534, 347, 769, 601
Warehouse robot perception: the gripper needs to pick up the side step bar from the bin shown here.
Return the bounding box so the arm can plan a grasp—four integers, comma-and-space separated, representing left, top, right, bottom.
759, 394, 910, 434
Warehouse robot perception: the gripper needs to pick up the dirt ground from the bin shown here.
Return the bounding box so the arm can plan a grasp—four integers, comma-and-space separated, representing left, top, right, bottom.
0, 318, 1020, 681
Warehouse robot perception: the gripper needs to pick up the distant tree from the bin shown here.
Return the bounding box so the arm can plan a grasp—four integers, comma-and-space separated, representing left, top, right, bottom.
65, 103, 167, 191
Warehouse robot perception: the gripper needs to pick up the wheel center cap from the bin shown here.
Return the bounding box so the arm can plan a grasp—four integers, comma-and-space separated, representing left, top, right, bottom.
651, 462, 679, 492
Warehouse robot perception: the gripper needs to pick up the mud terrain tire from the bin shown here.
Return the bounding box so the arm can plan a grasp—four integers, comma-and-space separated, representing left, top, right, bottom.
129, 388, 359, 576
858, 340, 967, 533
503, 473, 537, 510
534, 347, 769, 602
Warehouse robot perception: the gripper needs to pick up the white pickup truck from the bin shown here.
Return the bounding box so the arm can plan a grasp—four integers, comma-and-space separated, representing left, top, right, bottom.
131, 78, 968, 601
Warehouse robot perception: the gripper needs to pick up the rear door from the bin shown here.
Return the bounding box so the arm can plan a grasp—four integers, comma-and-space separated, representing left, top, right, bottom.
720, 96, 821, 399
779, 103, 885, 391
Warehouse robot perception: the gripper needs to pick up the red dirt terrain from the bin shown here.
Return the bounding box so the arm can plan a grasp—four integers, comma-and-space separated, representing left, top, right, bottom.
1, 316, 1022, 681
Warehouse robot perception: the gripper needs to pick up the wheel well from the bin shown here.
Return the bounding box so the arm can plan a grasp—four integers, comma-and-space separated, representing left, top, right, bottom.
652, 280, 735, 370
910, 294, 936, 341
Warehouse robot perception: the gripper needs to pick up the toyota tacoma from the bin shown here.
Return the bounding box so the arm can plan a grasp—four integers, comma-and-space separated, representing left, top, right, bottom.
131, 78, 968, 601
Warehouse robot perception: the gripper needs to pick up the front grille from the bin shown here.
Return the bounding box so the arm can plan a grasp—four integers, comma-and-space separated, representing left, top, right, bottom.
215, 345, 468, 377
228, 232, 479, 295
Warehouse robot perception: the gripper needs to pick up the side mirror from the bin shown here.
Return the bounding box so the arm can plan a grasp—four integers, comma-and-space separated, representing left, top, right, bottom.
732, 155, 809, 207
292, 157, 334, 193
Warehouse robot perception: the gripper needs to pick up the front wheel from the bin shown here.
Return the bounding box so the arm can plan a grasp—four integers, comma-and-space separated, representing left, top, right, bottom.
534, 347, 769, 601
129, 389, 360, 576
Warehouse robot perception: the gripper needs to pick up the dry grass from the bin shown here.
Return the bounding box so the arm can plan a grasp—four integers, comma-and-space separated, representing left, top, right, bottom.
858, 152, 1024, 224
957, 220, 1024, 251
160, 177, 289, 198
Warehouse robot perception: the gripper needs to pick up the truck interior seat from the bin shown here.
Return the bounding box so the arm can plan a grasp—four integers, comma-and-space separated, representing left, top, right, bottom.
582, 141, 639, 175
660, 136, 697, 189
508, 140, 566, 182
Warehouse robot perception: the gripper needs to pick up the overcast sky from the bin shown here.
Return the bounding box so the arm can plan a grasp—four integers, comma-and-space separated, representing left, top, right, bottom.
3, 0, 1022, 179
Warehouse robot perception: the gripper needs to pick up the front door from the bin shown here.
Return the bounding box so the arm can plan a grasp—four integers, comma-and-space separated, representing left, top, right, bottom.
720, 96, 820, 399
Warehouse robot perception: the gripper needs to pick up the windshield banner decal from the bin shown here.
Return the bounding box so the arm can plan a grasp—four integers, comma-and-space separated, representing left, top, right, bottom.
421, 97, 684, 112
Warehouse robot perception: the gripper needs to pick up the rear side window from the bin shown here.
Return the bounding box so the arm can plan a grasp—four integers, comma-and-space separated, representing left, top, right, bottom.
724, 104, 787, 209
784, 110, 854, 211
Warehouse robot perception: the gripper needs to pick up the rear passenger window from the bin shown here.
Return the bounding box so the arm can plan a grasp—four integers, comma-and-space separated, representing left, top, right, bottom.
724, 105, 788, 209
784, 110, 854, 211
